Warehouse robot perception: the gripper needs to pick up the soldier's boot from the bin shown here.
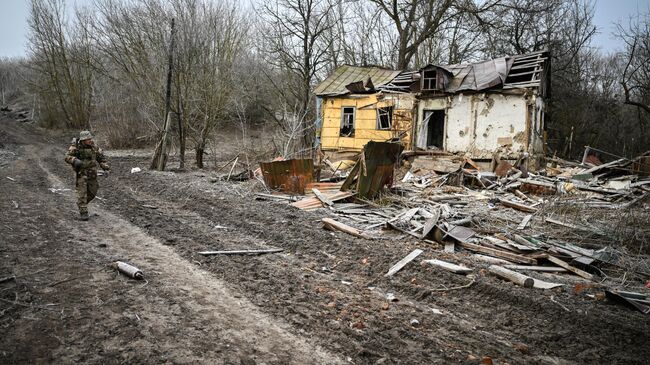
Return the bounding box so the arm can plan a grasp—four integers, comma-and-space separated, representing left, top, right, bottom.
80, 211, 89, 221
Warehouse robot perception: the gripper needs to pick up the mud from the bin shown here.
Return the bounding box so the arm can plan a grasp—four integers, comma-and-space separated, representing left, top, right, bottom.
1, 116, 648, 364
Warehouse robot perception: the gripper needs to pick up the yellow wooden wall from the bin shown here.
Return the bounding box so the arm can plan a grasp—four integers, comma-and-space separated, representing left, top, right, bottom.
320, 94, 413, 151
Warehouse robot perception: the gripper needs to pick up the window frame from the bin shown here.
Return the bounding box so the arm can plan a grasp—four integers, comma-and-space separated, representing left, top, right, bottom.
340, 106, 356, 137
376, 106, 393, 130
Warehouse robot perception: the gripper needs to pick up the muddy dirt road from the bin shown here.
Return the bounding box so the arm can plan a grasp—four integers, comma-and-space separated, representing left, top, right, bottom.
1, 116, 649, 364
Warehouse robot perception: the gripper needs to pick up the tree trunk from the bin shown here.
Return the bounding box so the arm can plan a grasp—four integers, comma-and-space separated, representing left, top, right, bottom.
195, 143, 205, 169
150, 18, 175, 171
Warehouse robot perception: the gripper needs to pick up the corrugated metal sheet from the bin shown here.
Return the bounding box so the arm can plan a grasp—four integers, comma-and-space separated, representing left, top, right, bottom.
260, 159, 315, 194
422, 50, 548, 93
314, 65, 402, 96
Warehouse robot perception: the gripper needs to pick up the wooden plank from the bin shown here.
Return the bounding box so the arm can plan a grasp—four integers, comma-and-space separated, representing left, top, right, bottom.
517, 214, 533, 230
458, 241, 537, 265
422, 259, 472, 274
312, 188, 334, 206
291, 191, 355, 210
255, 193, 297, 201
582, 158, 626, 174
545, 217, 579, 230
546, 255, 595, 281
473, 254, 513, 265
504, 265, 567, 273
444, 242, 455, 253
385, 249, 423, 277
322, 218, 371, 239
499, 198, 538, 213
421, 209, 440, 238
400, 207, 420, 222
198, 248, 284, 255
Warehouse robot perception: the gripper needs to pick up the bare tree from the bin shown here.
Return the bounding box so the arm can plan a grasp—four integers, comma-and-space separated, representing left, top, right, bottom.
28, 0, 95, 129
258, 0, 335, 151
617, 12, 650, 114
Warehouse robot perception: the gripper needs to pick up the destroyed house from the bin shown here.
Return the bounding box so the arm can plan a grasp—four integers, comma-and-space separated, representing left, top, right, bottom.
313, 65, 417, 159
314, 51, 549, 167
415, 51, 549, 165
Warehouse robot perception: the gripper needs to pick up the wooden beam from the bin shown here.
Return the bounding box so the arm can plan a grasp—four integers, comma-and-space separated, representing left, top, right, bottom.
458, 241, 537, 265
322, 218, 371, 239
488, 265, 534, 288
499, 199, 538, 213
504, 265, 567, 273
422, 259, 472, 274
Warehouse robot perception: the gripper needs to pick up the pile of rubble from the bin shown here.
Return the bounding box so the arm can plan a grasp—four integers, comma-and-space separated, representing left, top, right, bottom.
254, 144, 650, 314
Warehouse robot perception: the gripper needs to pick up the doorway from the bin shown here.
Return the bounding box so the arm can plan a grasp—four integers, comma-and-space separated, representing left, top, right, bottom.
423, 109, 445, 149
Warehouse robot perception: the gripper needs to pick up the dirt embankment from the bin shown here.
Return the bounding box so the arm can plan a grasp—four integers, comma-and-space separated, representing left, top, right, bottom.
1, 116, 649, 364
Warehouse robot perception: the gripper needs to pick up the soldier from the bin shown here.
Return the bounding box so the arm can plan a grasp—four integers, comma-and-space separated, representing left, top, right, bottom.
64, 130, 110, 221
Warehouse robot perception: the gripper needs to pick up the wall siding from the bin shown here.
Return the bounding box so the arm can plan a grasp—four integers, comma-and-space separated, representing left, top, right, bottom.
320, 93, 414, 151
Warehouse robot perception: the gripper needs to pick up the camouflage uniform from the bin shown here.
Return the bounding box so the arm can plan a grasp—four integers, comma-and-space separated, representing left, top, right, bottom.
64, 131, 109, 219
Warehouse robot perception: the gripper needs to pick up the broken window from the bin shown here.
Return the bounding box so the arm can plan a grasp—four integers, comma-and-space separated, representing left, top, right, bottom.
422, 70, 438, 90
377, 106, 393, 130
340, 107, 355, 136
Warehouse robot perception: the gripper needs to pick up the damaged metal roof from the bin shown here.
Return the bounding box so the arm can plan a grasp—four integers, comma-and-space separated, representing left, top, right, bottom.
426, 50, 549, 93
315, 51, 549, 97
314, 65, 403, 96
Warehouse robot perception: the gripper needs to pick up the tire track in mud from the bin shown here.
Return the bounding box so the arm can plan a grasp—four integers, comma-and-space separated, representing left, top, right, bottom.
31, 144, 347, 365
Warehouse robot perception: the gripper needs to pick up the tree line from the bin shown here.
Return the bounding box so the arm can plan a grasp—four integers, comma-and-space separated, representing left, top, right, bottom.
1, 0, 648, 169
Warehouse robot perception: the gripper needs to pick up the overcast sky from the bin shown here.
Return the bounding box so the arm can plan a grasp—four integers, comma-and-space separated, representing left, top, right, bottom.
1, 0, 649, 59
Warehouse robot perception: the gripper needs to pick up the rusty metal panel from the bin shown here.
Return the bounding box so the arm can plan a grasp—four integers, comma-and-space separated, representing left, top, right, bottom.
260, 159, 314, 194
344, 141, 403, 199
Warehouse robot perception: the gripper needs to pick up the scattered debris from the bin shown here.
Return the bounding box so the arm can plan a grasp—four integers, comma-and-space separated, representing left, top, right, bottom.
131, 167, 142, 173
248, 145, 649, 312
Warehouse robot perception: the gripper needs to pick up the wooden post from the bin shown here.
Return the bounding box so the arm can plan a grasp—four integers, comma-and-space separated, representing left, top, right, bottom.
488, 265, 534, 288
151, 18, 176, 171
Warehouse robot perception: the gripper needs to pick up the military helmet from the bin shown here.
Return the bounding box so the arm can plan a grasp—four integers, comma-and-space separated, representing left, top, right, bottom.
79, 130, 93, 141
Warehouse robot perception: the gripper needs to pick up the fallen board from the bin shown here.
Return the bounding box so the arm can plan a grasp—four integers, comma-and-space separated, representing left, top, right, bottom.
198, 248, 284, 256
546, 255, 595, 281
517, 214, 533, 230
499, 199, 538, 213
385, 249, 423, 277
322, 218, 371, 239
504, 265, 567, 273
422, 259, 472, 274
458, 241, 537, 265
